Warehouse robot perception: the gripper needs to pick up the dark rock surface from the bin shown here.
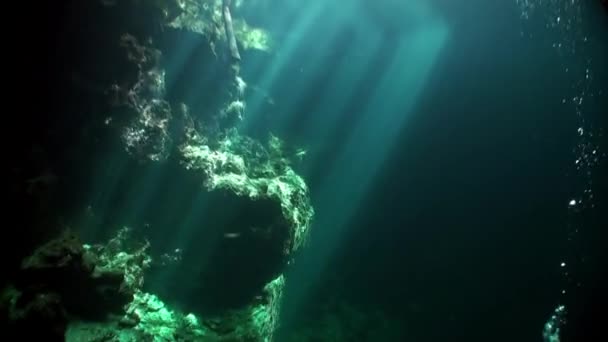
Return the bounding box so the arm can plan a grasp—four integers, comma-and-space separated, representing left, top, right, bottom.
1, 230, 139, 339
17, 230, 134, 320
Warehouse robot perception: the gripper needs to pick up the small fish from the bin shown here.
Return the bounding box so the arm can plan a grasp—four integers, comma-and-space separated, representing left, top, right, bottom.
223, 232, 241, 239
294, 148, 307, 161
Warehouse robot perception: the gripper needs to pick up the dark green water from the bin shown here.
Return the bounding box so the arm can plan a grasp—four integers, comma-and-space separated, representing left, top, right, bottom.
239, 1, 607, 341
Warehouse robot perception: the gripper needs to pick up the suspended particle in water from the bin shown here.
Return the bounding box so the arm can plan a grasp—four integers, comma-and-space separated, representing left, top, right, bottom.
577, 127, 584, 136
560, 262, 566, 267
568, 199, 577, 207
574, 96, 583, 106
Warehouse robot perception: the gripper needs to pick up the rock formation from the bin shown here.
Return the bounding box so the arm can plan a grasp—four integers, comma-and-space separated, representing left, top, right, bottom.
2, 1, 313, 341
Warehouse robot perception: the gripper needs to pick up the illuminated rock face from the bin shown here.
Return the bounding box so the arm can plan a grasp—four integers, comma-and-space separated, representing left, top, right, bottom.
98, 0, 312, 322
98, 0, 313, 340
2, 0, 312, 341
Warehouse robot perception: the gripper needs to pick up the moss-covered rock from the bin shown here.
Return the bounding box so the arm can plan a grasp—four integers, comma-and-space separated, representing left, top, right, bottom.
179, 132, 314, 254
17, 230, 135, 320
233, 19, 272, 52
1, 228, 148, 340
66, 268, 286, 341
125, 291, 208, 340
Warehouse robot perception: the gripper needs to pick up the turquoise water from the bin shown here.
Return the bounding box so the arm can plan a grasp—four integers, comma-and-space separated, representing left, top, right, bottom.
3, 1, 606, 341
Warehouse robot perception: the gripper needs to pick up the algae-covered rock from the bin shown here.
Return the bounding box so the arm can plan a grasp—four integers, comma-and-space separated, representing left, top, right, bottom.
125, 291, 208, 340
65, 262, 285, 341
67, 278, 285, 342
1, 228, 147, 340
66, 228, 208, 342
179, 133, 314, 255
164, 0, 224, 39
84, 226, 152, 292
18, 230, 135, 320
234, 19, 273, 52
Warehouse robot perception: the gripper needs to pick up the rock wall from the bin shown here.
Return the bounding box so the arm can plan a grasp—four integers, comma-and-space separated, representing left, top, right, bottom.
2, 0, 313, 341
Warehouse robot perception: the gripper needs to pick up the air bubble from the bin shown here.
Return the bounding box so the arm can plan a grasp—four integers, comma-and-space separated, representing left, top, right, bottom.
543, 305, 566, 342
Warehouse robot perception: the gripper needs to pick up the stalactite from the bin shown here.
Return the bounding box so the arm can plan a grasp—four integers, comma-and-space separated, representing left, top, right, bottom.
223, 0, 241, 62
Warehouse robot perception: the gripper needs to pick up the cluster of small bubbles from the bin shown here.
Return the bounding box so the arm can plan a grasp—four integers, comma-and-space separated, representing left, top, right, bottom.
518, 0, 584, 57
516, 1, 605, 340
543, 305, 567, 342
516, 0, 535, 19
572, 133, 600, 208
